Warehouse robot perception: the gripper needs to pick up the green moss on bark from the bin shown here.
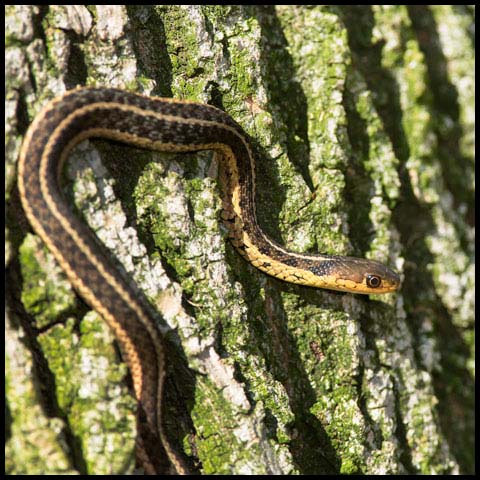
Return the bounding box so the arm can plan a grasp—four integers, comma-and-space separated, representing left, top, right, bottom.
6, 4, 473, 475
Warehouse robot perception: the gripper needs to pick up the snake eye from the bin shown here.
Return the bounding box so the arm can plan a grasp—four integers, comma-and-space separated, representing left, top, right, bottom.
366, 274, 381, 289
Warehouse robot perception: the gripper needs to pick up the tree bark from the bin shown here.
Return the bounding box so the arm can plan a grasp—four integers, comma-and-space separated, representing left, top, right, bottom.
5, 5, 474, 475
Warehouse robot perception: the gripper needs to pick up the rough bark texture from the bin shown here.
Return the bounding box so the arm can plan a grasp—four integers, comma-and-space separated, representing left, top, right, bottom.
5, 5, 474, 475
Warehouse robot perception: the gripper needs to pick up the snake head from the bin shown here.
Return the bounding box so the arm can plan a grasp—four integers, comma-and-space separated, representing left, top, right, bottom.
305, 256, 400, 294
330, 256, 401, 294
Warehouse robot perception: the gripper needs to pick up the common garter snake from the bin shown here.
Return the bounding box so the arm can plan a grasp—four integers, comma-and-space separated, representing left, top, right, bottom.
18, 87, 400, 474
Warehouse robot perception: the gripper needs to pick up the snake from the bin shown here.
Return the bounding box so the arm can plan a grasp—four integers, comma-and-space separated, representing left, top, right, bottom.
17, 87, 400, 474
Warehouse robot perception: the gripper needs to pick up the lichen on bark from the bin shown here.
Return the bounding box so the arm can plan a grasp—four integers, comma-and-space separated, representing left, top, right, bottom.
6, 5, 474, 475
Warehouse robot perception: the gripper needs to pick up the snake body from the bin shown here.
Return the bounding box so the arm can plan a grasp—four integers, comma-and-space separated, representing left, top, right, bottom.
18, 87, 399, 474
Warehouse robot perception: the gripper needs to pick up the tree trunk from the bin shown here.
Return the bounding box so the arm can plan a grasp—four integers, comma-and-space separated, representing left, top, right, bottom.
5, 5, 474, 475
